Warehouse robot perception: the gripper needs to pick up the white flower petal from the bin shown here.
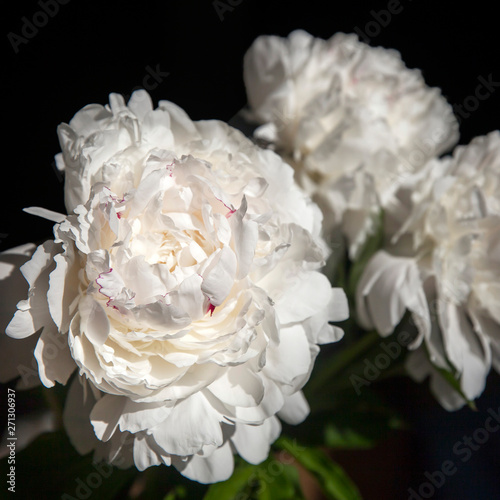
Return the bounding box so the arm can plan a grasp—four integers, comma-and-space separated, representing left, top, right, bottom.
91, 394, 127, 442
406, 349, 466, 411
127, 90, 154, 121
231, 417, 281, 464
34, 327, 75, 387
0, 244, 39, 384
63, 377, 100, 455
23, 206, 66, 223
175, 441, 234, 484
277, 391, 310, 424
208, 364, 265, 408
201, 247, 237, 307
328, 287, 349, 322
229, 197, 259, 279
275, 272, 333, 324
234, 378, 285, 424
0, 243, 36, 328
265, 325, 312, 385
79, 296, 110, 346
151, 392, 224, 457
118, 400, 172, 434
47, 252, 78, 332
6, 241, 58, 339
438, 302, 489, 400
133, 433, 162, 471
356, 250, 430, 345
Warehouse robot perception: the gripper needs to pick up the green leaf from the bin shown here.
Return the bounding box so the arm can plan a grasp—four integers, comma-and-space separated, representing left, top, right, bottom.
421, 342, 477, 411
324, 422, 376, 449
323, 411, 406, 450
203, 461, 256, 500
204, 455, 306, 500
164, 485, 187, 500
255, 458, 305, 500
275, 437, 362, 500
285, 399, 406, 452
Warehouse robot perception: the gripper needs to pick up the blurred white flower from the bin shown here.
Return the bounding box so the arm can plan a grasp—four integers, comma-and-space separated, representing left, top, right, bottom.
0, 244, 39, 389
3, 91, 348, 483
243, 29, 459, 257
357, 132, 500, 409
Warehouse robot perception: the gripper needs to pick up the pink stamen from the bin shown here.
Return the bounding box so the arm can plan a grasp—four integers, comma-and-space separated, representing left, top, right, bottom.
215, 195, 235, 217
166, 162, 174, 177
104, 186, 125, 203
198, 273, 215, 316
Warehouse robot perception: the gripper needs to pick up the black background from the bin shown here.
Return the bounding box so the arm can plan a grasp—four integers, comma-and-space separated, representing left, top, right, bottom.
3, 0, 499, 252
3, 1, 500, 499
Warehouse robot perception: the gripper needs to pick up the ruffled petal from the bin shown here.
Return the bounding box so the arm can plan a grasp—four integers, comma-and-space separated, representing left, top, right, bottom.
208, 365, 265, 408
6, 241, 59, 339
0, 244, 38, 384
230, 417, 281, 464
34, 326, 75, 387
150, 392, 224, 456
277, 391, 310, 424
356, 250, 430, 346
174, 441, 234, 484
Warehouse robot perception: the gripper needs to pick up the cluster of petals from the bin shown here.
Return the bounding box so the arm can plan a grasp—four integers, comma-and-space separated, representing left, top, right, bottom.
2, 91, 348, 482
357, 132, 500, 409
243, 29, 459, 256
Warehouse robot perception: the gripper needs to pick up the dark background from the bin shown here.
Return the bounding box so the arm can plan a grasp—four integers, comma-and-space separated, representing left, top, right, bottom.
3, 1, 500, 499
3, 0, 499, 253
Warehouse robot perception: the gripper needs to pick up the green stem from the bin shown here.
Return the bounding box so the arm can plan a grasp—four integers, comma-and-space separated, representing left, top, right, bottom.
375, 362, 406, 382
308, 331, 381, 394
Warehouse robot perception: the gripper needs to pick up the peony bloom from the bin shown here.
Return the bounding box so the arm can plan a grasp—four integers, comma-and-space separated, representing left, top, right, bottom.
357, 132, 500, 410
243, 29, 459, 257
3, 91, 348, 483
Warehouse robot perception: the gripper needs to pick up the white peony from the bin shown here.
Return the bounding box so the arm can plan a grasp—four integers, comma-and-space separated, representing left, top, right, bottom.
243, 29, 459, 257
357, 131, 500, 410
3, 91, 348, 483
